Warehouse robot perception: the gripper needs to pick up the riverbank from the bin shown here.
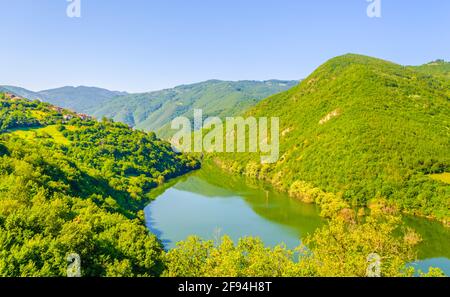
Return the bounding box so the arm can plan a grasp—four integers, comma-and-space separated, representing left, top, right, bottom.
209, 157, 450, 227
144, 164, 450, 275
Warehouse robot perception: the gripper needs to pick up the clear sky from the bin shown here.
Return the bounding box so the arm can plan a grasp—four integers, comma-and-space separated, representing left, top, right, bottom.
1, 0, 449, 93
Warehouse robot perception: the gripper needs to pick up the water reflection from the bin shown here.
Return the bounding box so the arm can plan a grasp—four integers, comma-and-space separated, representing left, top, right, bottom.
145, 163, 450, 275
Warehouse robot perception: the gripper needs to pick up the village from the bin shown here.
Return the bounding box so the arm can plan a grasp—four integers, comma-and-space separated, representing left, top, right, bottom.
2, 92, 93, 122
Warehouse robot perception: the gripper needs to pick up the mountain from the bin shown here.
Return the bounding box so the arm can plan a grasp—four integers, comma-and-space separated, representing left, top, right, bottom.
0, 85, 44, 100
39, 86, 128, 113
210, 54, 450, 222
0, 85, 127, 112
410, 60, 450, 80
0, 91, 199, 276
411, 59, 450, 78
0, 66, 443, 277
1, 80, 298, 138
90, 80, 299, 138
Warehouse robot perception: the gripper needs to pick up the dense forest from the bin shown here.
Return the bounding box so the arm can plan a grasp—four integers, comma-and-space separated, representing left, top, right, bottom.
90, 80, 298, 139
1, 53, 448, 276
0, 94, 198, 276
210, 54, 450, 225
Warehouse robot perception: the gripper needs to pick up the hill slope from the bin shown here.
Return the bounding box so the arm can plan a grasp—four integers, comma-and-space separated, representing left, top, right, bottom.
211, 54, 450, 222
39, 86, 127, 113
410, 60, 450, 80
91, 80, 298, 138
0, 85, 45, 100
0, 92, 199, 276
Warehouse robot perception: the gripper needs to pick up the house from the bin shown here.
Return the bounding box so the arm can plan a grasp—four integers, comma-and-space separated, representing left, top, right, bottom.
51, 106, 65, 113
77, 113, 92, 121
4, 93, 23, 101
63, 114, 74, 121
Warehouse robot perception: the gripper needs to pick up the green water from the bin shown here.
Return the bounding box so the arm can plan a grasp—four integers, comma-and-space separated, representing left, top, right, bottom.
145, 164, 450, 275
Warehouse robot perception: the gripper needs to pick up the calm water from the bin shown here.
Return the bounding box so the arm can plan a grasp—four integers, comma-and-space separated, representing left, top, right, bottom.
145, 164, 450, 275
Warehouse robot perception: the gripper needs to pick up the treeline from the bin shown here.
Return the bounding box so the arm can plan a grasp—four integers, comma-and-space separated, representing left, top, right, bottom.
0, 99, 41, 131
0, 135, 441, 276
210, 54, 450, 223
0, 94, 199, 276
0, 93, 444, 277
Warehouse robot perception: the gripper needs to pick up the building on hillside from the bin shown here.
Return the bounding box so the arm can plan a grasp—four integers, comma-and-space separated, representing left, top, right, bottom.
77, 113, 91, 121
4, 93, 23, 101
63, 114, 74, 121
50, 106, 65, 113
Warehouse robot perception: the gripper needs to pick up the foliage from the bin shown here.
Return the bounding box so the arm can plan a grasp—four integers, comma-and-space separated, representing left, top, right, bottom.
1, 54, 447, 277
89, 80, 298, 138
39, 86, 127, 113
211, 54, 450, 222
0, 95, 199, 276
164, 213, 432, 277
409, 59, 450, 81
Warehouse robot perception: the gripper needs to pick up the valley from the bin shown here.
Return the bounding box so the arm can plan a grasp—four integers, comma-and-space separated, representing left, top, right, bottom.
145, 163, 450, 274
0, 54, 449, 277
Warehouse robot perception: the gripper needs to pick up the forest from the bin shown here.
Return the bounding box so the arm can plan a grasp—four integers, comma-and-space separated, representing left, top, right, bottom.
0, 54, 448, 277
210, 54, 450, 225
0, 95, 198, 276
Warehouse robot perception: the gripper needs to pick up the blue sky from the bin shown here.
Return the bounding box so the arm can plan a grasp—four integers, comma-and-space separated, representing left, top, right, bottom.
1, 0, 449, 93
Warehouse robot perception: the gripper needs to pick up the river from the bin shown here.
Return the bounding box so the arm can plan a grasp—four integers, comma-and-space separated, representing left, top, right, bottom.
145, 164, 450, 275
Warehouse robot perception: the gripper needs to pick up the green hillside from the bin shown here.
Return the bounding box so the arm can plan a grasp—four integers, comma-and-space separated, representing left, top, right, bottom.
0, 75, 441, 277
0, 93, 199, 276
210, 54, 450, 223
39, 86, 127, 113
90, 80, 298, 138
410, 60, 450, 80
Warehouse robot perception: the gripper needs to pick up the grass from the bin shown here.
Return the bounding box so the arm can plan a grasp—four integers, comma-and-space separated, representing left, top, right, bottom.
430, 173, 450, 184
9, 125, 72, 145
30, 110, 48, 120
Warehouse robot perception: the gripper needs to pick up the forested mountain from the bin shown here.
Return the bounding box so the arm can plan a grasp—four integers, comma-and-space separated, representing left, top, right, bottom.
0, 62, 444, 276
0, 93, 199, 276
90, 80, 298, 138
0, 85, 44, 101
210, 54, 450, 223
1, 80, 297, 138
0, 85, 127, 112
410, 60, 450, 80
39, 86, 128, 113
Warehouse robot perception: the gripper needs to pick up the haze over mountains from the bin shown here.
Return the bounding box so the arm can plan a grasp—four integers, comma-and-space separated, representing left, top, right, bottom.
1, 54, 449, 276
0, 80, 298, 138
2, 55, 448, 219
92, 80, 299, 138
0, 85, 127, 112
0, 85, 45, 101
1, 58, 449, 139
39, 86, 128, 112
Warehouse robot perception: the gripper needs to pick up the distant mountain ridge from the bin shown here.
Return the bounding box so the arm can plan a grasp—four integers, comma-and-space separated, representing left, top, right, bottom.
0, 85, 44, 100
90, 79, 299, 138
0, 85, 127, 111
39, 86, 128, 112
1, 59, 446, 138
1, 80, 299, 137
